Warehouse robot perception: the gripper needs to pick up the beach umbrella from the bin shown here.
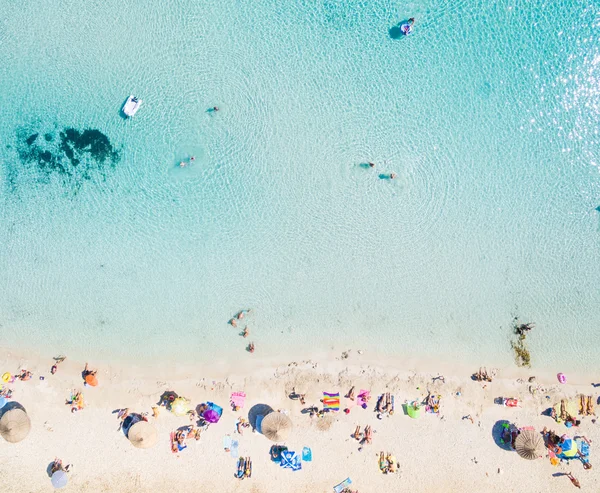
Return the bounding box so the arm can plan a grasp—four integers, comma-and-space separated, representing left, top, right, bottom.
128, 420, 157, 449
171, 398, 190, 417
203, 409, 220, 424
261, 412, 292, 442
51, 470, 68, 489
85, 374, 98, 387
515, 429, 544, 460
0, 408, 31, 443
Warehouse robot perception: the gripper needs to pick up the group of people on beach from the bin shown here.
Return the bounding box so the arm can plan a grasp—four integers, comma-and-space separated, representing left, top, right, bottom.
228, 309, 256, 353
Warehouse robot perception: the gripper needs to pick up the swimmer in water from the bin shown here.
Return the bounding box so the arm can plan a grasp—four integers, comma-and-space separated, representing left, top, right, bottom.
242, 327, 249, 338
236, 309, 251, 320
368, 162, 375, 168
213, 106, 219, 112
179, 161, 187, 168
229, 318, 238, 328
390, 173, 397, 179
248, 342, 255, 353
190, 156, 196, 161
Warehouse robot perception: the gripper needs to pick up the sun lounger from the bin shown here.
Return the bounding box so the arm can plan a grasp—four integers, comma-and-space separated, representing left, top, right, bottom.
323, 392, 340, 411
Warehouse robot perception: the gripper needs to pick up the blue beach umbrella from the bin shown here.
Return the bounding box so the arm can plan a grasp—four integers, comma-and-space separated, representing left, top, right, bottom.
51, 470, 68, 489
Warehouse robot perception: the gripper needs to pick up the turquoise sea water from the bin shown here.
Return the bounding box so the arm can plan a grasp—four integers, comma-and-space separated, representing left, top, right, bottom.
1, 0, 599, 369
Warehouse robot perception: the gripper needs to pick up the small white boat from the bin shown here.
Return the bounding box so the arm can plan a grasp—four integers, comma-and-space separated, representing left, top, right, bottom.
122, 95, 142, 117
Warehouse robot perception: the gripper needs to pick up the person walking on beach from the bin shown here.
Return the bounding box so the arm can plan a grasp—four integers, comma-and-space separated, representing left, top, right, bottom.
51, 356, 66, 375
566, 472, 581, 489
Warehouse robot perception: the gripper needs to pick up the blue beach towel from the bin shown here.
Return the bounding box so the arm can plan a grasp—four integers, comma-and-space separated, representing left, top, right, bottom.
302, 447, 312, 462
333, 478, 352, 493
230, 439, 239, 459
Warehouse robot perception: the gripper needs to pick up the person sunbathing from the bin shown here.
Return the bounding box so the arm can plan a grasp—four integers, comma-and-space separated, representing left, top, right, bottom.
51, 458, 71, 474
352, 425, 362, 441
387, 454, 398, 473
18, 369, 32, 381
345, 387, 355, 401
237, 458, 246, 479
587, 396, 595, 416
379, 451, 387, 472
117, 408, 130, 430
375, 395, 383, 413
363, 425, 373, 444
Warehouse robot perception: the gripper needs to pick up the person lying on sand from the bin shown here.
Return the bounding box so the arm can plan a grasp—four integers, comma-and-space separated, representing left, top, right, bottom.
352, 425, 362, 441
363, 425, 373, 445
117, 408, 129, 430
18, 369, 32, 381
346, 387, 355, 401
51, 458, 71, 474
376, 395, 385, 414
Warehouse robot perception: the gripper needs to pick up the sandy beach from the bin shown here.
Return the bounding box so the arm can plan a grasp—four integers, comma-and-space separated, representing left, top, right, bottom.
0, 346, 598, 493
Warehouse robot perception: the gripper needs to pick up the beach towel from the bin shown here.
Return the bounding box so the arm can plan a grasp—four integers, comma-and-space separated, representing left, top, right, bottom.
357, 390, 370, 409
426, 395, 441, 414
302, 447, 312, 462
230, 391, 246, 409
223, 435, 232, 451
323, 392, 340, 412
230, 439, 239, 459
333, 477, 352, 493
280, 450, 302, 471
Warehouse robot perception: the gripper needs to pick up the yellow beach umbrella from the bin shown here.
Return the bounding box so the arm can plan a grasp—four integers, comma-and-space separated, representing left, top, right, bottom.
170, 398, 190, 417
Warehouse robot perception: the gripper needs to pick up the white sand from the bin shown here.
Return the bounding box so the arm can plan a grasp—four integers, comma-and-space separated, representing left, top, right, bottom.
0, 347, 598, 492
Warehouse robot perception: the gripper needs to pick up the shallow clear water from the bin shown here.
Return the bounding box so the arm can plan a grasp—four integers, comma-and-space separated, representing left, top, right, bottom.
1, 0, 599, 369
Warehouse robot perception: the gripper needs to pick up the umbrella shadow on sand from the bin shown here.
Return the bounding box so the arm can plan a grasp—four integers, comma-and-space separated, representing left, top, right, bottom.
248, 404, 274, 431
492, 420, 515, 451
